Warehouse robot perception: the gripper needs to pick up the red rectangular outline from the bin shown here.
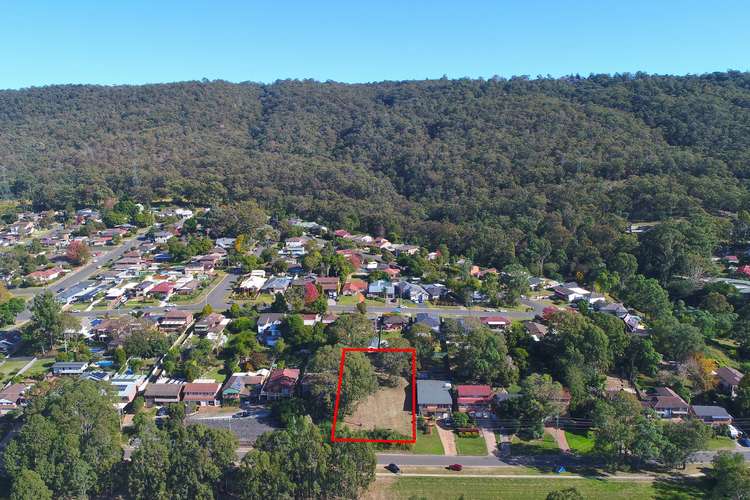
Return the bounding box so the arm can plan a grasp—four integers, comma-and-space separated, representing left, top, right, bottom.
330, 347, 417, 444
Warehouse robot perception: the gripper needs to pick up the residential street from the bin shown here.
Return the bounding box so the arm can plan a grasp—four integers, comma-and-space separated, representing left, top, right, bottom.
13, 235, 143, 323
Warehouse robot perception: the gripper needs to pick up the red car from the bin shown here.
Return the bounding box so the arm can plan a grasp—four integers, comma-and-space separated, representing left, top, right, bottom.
448, 464, 463, 471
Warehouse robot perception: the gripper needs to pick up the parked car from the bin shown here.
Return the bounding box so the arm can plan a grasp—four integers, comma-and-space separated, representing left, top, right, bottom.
386, 463, 400, 474
448, 464, 463, 471
739, 437, 750, 447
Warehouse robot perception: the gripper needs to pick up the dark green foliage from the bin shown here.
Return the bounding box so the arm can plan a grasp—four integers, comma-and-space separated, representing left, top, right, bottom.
126, 415, 238, 500
3, 74, 750, 268
234, 417, 375, 499
3, 379, 122, 498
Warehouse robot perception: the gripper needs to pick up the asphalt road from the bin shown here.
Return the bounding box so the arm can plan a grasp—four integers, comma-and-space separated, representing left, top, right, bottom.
68, 292, 544, 321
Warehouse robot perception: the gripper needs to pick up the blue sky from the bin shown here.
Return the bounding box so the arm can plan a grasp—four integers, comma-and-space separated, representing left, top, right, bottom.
1, 1, 748, 89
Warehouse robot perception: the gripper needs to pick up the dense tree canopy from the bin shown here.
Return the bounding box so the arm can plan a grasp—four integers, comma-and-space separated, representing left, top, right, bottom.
4, 73, 750, 268
3, 380, 122, 498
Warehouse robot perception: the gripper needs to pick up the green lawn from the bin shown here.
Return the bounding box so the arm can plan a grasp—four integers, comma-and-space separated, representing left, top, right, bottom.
454, 433, 487, 456
124, 298, 159, 308
383, 476, 705, 500
706, 436, 737, 450
412, 430, 444, 455
0, 358, 33, 380
565, 429, 595, 455
336, 295, 385, 306
201, 366, 227, 383
19, 357, 55, 378
510, 433, 561, 456
705, 339, 740, 369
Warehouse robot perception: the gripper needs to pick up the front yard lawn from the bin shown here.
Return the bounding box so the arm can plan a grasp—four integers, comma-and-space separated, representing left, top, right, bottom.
21, 357, 56, 378
454, 433, 487, 456
706, 436, 737, 450
412, 430, 444, 455
565, 429, 595, 455
510, 433, 561, 456
0, 358, 32, 381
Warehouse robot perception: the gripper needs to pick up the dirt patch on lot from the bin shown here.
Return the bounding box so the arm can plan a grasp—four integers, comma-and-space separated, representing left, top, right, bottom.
343, 376, 413, 435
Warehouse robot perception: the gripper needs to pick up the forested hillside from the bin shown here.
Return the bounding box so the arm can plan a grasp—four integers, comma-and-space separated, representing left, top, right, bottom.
2, 72, 750, 269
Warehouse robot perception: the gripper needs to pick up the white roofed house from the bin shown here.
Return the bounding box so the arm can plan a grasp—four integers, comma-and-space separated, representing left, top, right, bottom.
238, 272, 267, 296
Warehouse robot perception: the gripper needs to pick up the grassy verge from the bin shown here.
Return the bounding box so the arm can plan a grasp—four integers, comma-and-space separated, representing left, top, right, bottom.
706, 436, 737, 450
565, 429, 595, 455
510, 433, 561, 456
0, 358, 33, 381
376, 476, 705, 500
454, 433, 487, 456
412, 430, 444, 455
22, 357, 56, 378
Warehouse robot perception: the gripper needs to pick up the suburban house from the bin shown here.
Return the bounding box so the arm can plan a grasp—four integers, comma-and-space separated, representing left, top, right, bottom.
644, 387, 690, 419
368, 280, 395, 300
148, 281, 176, 299
716, 367, 744, 397
195, 313, 226, 336
599, 302, 629, 317
397, 282, 430, 303
553, 282, 592, 303
221, 370, 269, 401
479, 316, 510, 330
691, 405, 734, 425
315, 276, 340, 298
413, 313, 441, 332
51, 361, 89, 375
260, 277, 292, 295
260, 368, 300, 400
0, 383, 30, 414
143, 383, 184, 407
182, 382, 221, 406
111, 380, 139, 410
416, 379, 453, 417
341, 279, 367, 296
237, 270, 267, 296
423, 283, 447, 301
27, 267, 64, 284
381, 315, 408, 331
257, 313, 285, 346
159, 310, 194, 333
525, 321, 548, 341
456, 384, 494, 416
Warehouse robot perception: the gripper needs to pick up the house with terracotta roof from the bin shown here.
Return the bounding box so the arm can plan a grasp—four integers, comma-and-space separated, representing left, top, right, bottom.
341, 279, 367, 296
148, 281, 176, 299
479, 316, 510, 330
182, 382, 220, 406
26, 267, 64, 284
456, 385, 494, 415
260, 368, 300, 400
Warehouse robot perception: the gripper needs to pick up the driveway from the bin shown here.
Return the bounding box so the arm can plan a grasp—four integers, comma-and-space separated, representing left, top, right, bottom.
435, 420, 457, 456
